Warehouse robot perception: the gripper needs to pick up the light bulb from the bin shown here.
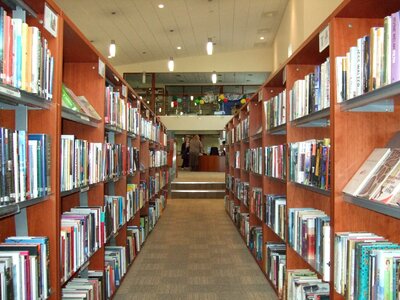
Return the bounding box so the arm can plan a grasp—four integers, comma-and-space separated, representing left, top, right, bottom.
207, 38, 213, 55
168, 57, 174, 72
211, 71, 217, 84
109, 40, 116, 57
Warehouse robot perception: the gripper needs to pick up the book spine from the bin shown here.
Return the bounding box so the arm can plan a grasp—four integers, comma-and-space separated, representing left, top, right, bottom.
392, 12, 400, 83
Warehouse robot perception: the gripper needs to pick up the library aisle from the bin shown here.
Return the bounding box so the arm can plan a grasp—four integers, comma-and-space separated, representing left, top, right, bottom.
114, 172, 277, 300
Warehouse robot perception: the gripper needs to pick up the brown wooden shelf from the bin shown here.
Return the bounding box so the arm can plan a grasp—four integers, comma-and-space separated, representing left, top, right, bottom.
105, 124, 124, 134
340, 81, 400, 112
61, 107, 101, 127
264, 175, 287, 184
127, 132, 138, 139
267, 123, 287, 135
343, 193, 400, 220
291, 182, 331, 197
290, 107, 330, 128
0, 82, 52, 110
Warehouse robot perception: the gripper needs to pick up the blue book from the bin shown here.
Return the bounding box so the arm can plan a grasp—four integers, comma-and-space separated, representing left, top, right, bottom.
28, 134, 48, 196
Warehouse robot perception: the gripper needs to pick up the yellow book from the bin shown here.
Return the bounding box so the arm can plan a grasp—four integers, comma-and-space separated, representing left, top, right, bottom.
26, 27, 32, 93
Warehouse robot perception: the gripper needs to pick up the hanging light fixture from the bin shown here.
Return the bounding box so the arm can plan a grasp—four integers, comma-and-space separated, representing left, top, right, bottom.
168, 57, 174, 72
109, 40, 116, 57
211, 71, 217, 84
142, 72, 146, 84
206, 38, 213, 55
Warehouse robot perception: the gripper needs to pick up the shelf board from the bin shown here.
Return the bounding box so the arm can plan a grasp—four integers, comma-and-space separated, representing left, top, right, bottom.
250, 171, 263, 177
343, 193, 400, 219
18, 195, 50, 209
105, 124, 123, 134
339, 81, 400, 112
0, 83, 51, 110
127, 132, 138, 139
291, 107, 330, 128
250, 131, 263, 140
291, 182, 331, 196
288, 245, 325, 281
0, 204, 19, 219
61, 107, 101, 128
104, 176, 122, 184
264, 223, 286, 244
267, 124, 286, 135
265, 175, 287, 184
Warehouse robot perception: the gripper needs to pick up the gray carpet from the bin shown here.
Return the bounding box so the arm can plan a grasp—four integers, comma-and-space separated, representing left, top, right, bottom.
114, 198, 278, 300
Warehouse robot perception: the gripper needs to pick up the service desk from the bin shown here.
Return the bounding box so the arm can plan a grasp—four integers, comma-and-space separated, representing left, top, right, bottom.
198, 155, 225, 172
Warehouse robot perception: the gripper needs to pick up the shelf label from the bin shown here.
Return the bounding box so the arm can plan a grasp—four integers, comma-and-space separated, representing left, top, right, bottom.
98, 59, 105, 78
44, 4, 58, 38
80, 186, 89, 193
80, 115, 90, 122
122, 85, 127, 97
319, 25, 330, 53
0, 86, 20, 98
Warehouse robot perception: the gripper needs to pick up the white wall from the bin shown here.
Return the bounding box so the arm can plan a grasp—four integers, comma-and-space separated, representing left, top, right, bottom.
159, 115, 231, 132
116, 47, 273, 74
272, 0, 343, 70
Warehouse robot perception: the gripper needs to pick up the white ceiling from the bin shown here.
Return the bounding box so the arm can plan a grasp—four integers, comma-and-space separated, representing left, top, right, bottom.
54, 0, 288, 67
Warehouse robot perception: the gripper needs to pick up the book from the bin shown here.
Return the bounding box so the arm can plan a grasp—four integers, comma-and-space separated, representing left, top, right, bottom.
343, 148, 391, 195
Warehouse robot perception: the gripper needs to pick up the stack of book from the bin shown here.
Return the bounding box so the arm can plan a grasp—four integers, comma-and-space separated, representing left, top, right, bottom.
244, 147, 263, 174
234, 122, 242, 142
0, 128, 51, 204
234, 151, 240, 169
343, 148, 400, 207
140, 118, 160, 142
265, 195, 286, 240
285, 269, 330, 300
225, 174, 234, 191
126, 146, 139, 175
288, 208, 331, 281
139, 180, 148, 206
289, 58, 330, 121
60, 206, 104, 283
126, 226, 140, 264
0, 236, 50, 299
149, 149, 167, 167
265, 145, 287, 180
237, 181, 250, 207
104, 143, 123, 180
265, 242, 286, 297
334, 232, 400, 299
140, 216, 149, 243
61, 270, 105, 299
241, 118, 249, 140
289, 139, 331, 190
264, 90, 286, 130
0, 7, 54, 100
336, 10, 400, 103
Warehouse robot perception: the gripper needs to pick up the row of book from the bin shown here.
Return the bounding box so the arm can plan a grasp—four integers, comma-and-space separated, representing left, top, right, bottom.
140, 118, 160, 142
285, 269, 330, 300
0, 7, 54, 100
226, 174, 234, 191
149, 197, 164, 231
149, 149, 167, 168
343, 148, 400, 207
265, 242, 286, 297
265, 194, 286, 241
61, 84, 101, 121
105, 246, 127, 298
60, 206, 104, 283
236, 180, 250, 207
289, 58, 330, 121
265, 145, 287, 180
234, 117, 249, 142
264, 90, 286, 130
127, 226, 141, 264
336, 10, 400, 103
126, 103, 140, 135
289, 139, 331, 190
0, 236, 50, 300
0, 128, 50, 204
288, 208, 331, 281
249, 227, 263, 261
234, 151, 240, 169
104, 196, 126, 240
252, 187, 263, 221
139, 180, 148, 205
238, 212, 250, 245
244, 147, 262, 174
61, 135, 138, 192
61, 270, 105, 300
105, 86, 126, 130
127, 183, 142, 221
334, 231, 400, 300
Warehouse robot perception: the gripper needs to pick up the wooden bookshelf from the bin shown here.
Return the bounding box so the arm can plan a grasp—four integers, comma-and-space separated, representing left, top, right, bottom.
225, 0, 400, 298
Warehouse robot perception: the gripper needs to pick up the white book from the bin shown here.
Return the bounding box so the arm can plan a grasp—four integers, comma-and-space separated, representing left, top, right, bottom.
335, 56, 344, 103
343, 148, 391, 195
30, 27, 40, 94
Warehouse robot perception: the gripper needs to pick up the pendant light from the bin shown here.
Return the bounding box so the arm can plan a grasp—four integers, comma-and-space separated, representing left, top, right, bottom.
109, 40, 116, 57
207, 38, 213, 55
211, 71, 217, 84
168, 57, 174, 72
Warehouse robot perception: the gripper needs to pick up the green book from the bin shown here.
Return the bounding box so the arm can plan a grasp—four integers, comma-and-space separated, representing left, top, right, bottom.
61, 84, 80, 112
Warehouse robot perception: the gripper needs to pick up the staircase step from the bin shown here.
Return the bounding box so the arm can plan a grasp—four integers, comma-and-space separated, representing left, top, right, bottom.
171, 182, 225, 190
171, 189, 226, 199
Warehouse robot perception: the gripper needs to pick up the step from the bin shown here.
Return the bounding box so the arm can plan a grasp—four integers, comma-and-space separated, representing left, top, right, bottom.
171, 189, 226, 199
171, 181, 225, 190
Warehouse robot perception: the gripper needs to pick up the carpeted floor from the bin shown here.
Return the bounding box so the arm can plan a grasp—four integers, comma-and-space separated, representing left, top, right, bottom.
114, 171, 277, 299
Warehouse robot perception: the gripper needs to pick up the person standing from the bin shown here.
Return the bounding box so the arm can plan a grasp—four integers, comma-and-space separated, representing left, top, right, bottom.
189, 135, 203, 171
180, 136, 190, 169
